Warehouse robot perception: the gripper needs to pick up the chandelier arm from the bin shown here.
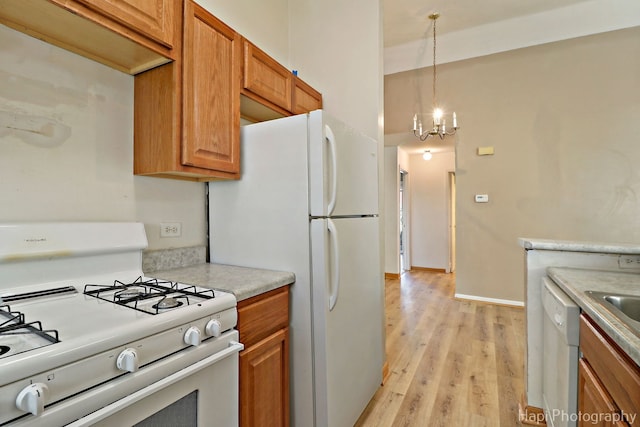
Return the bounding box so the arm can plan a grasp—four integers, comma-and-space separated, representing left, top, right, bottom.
414, 130, 431, 141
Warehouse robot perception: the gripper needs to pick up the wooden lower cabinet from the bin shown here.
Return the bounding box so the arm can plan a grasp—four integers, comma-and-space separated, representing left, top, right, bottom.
240, 327, 289, 427
578, 359, 627, 427
578, 314, 640, 426
237, 286, 290, 427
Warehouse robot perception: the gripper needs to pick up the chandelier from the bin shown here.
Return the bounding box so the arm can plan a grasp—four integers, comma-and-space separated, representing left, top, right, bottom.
413, 13, 459, 141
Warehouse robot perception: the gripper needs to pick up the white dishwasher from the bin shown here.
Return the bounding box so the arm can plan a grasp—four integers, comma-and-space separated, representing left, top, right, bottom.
541, 276, 580, 427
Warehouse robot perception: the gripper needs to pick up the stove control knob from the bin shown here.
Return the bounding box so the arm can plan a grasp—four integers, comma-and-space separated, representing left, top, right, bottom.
184, 326, 202, 346
116, 348, 139, 373
205, 319, 222, 337
16, 382, 49, 416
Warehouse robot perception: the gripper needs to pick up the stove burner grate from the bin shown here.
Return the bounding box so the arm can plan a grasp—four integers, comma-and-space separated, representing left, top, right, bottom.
0, 305, 24, 329
0, 305, 60, 358
83, 277, 216, 315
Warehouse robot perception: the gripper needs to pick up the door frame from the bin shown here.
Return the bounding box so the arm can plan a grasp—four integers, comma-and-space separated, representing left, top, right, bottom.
399, 169, 410, 272
447, 170, 456, 273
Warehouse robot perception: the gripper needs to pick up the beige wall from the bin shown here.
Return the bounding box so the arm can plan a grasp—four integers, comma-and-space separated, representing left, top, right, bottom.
385, 26, 640, 302
289, 1, 383, 140
0, 26, 207, 250
195, 0, 289, 66
0, 1, 383, 252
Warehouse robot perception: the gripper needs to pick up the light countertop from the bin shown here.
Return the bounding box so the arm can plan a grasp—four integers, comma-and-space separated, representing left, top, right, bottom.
547, 267, 640, 366
519, 238, 640, 254
150, 263, 295, 302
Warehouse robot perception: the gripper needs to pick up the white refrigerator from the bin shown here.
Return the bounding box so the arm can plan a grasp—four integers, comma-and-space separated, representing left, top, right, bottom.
208, 110, 384, 427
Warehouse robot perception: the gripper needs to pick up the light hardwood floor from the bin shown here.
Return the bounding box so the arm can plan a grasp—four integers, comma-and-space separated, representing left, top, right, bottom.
355, 270, 525, 427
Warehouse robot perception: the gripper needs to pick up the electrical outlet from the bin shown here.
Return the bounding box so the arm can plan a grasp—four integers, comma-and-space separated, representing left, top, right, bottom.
160, 222, 181, 238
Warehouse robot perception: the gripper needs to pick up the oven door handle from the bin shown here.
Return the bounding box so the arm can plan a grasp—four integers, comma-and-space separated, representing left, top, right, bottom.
66, 341, 244, 426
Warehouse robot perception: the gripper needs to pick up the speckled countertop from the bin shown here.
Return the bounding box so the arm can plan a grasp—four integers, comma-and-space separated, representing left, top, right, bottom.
150, 263, 295, 302
519, 237, 640, 254
547, 267, 640, 366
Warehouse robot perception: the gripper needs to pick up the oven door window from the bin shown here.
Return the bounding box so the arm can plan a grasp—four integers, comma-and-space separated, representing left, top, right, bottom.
135, 391, 198, 427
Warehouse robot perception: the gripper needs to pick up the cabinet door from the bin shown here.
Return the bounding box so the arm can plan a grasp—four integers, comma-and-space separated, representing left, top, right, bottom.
75, 0, 177, 48
181, 0, 240, 173
292, 76, 322, 114
240, 328, 290, 427
243, 40, 292, 112
578, 359, 627, 427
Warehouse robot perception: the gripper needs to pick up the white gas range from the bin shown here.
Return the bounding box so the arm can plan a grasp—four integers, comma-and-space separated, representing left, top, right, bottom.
0, 223, 242, 426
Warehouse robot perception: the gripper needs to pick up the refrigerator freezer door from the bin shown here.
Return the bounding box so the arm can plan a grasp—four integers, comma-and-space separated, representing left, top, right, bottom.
308, 110, 379, 217
310, 216, 384, 427
209, 114, 316, 426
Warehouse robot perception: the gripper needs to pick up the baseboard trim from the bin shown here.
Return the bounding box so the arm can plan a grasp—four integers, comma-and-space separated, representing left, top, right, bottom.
381, 360, 390, 385
454, 293, 524, 307
519, 394, 547, 425
410, 266, 447, 273
384, 272, 400, 280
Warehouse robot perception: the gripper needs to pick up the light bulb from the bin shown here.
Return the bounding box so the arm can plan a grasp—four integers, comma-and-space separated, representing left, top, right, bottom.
423, 150, 432, 160
433, 108, 443, 125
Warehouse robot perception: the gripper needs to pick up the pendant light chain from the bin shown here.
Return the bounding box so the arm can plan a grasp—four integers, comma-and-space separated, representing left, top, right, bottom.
432, 15, 437, 111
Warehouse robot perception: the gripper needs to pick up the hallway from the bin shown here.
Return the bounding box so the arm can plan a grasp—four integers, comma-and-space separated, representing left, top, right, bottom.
355, 270, 525, 426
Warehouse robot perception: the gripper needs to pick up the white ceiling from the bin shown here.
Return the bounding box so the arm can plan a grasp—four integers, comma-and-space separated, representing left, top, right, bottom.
383, 0, 592, 48
382, 0, 640, 154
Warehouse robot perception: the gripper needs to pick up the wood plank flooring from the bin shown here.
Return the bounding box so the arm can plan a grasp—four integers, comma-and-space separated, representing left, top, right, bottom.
354, 270, 525, 426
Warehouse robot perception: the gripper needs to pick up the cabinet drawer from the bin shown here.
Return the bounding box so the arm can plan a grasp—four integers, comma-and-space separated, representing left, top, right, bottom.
242, 40, 292, 112
292, 76, 322, 114
238, 286, 289, 348
75, 0, 176, 49
580, 314, 640, 420
0, 0, 176, 74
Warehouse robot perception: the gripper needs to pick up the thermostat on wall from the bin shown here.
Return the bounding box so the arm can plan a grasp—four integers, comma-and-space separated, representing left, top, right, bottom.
475, 194, 489, 203
477, 146, 495, 156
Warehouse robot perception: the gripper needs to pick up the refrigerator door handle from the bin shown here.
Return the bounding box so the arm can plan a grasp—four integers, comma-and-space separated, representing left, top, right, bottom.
325, 124, 338, 215
327, 218, 340, 311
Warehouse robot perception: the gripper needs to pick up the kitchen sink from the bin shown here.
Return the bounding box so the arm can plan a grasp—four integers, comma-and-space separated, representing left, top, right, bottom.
587, 291, 640, 335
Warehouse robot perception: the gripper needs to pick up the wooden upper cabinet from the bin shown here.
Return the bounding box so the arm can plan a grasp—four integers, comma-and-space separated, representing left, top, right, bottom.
292, 75, 323, 114
75, 0, 177, 49
0, 0, 179, 74
242, 39, 293, 113
132, 0, 321, 181
181, 1, 240, 174
134, 0, 240, 181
